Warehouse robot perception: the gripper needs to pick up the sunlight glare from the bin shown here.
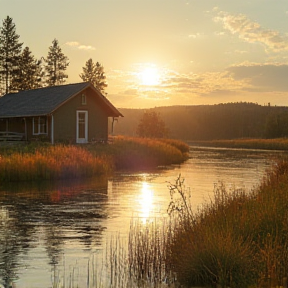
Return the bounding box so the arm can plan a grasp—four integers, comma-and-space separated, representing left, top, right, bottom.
138, 65, 160, 86
139, 182, 154, 222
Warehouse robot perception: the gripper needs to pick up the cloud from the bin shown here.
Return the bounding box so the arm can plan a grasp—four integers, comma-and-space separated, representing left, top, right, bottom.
164, 64, 288, 98
234, 50, 248, 54
78, 45, 96, 51
158, 70, 248, 97
107, 65, 288, 108
227, 63, 288, 92
122, 89, 138, 95
214, 31, 225, 37
65, 41, 79, 47
65, 41, 96, 51
214, 11, 288, 52
108, 64, 288, 107
188, 33, 204, 39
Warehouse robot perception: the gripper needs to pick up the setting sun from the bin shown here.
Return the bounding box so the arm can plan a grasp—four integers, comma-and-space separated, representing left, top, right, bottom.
138, 65, 160, 86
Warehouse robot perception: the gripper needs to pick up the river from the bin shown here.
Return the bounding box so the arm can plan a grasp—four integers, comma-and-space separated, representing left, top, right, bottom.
0, 146, 285, 288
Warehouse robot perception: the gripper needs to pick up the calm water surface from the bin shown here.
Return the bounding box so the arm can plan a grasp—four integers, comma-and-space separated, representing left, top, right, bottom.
0, 146, 285, 288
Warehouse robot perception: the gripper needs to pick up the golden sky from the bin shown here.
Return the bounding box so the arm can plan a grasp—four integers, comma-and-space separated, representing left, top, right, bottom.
2, 0, 288, 108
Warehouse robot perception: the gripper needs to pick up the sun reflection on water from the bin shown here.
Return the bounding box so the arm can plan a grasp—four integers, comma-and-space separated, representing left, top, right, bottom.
138, 182, 154, 223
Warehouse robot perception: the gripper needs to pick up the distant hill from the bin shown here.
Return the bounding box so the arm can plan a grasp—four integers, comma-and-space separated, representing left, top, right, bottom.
113, 103, 288, 141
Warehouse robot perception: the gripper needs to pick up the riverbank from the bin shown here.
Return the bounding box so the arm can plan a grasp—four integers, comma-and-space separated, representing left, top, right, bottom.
190, 138, 288, 150
0, 136, 189, 181
154, 157, 288, 288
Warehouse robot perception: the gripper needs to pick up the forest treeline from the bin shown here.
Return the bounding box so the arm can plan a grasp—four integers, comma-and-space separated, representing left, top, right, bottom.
114, 102, 288, 140
0, 16, 106, 96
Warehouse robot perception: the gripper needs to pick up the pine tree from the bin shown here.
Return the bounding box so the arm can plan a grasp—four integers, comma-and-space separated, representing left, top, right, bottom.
45, 39, 69, 86
0, 70, 3, 96
79, 58, 107, 93
11, 46, 43, 91
0, 16, 23, 94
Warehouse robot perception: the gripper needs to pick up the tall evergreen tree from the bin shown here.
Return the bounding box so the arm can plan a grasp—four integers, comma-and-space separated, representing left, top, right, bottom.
11, 46, 43, 91
45, 38, 69, 86
0, 16, 23, 94
0, 69, 2, 96
79, 58, 107, 93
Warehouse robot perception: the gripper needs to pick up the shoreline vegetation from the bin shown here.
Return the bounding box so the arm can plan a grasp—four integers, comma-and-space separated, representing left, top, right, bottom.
0, 136, 189, 182
0, 137, 286, 182
159, 160, 288, 288
190, 137, 288, 151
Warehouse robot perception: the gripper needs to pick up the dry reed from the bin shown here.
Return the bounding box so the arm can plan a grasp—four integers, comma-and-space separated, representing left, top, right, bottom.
0, 137, 189, 181
0, 145, 112, 181
165, 160, 288, 288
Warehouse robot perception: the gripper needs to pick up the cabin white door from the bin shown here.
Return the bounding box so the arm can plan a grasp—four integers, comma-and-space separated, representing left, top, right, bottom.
76, 111, 88, 143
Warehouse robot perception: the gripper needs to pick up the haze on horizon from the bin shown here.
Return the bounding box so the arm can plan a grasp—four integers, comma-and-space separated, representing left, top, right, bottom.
1, 0, 288, 108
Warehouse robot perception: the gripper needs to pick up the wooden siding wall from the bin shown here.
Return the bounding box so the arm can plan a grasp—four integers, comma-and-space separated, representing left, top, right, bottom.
53, 88, 109, 143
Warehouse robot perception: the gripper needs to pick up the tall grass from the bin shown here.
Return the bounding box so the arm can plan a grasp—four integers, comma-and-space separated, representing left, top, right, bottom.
128, 219, 176, 286
51, 226, 175, 288
164, 161, 288, 288
0, 145, 113, 181
0, 137, 189, 182
156, 138, 190, 154
110, 136, 189, 170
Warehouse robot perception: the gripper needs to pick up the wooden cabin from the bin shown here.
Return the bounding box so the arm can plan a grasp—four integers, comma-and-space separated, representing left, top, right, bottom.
0, 82, 123, 144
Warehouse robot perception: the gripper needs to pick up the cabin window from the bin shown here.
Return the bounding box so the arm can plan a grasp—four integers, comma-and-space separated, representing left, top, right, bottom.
33, 116, 48, 135
81, 94, 87, 105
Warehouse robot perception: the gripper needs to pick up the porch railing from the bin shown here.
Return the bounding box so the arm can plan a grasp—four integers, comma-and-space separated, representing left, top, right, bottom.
0, 131, 25, 141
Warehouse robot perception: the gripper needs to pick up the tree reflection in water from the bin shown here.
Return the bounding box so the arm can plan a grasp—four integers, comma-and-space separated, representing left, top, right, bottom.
0, 177, 109, 287
0, 205, 34, 288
